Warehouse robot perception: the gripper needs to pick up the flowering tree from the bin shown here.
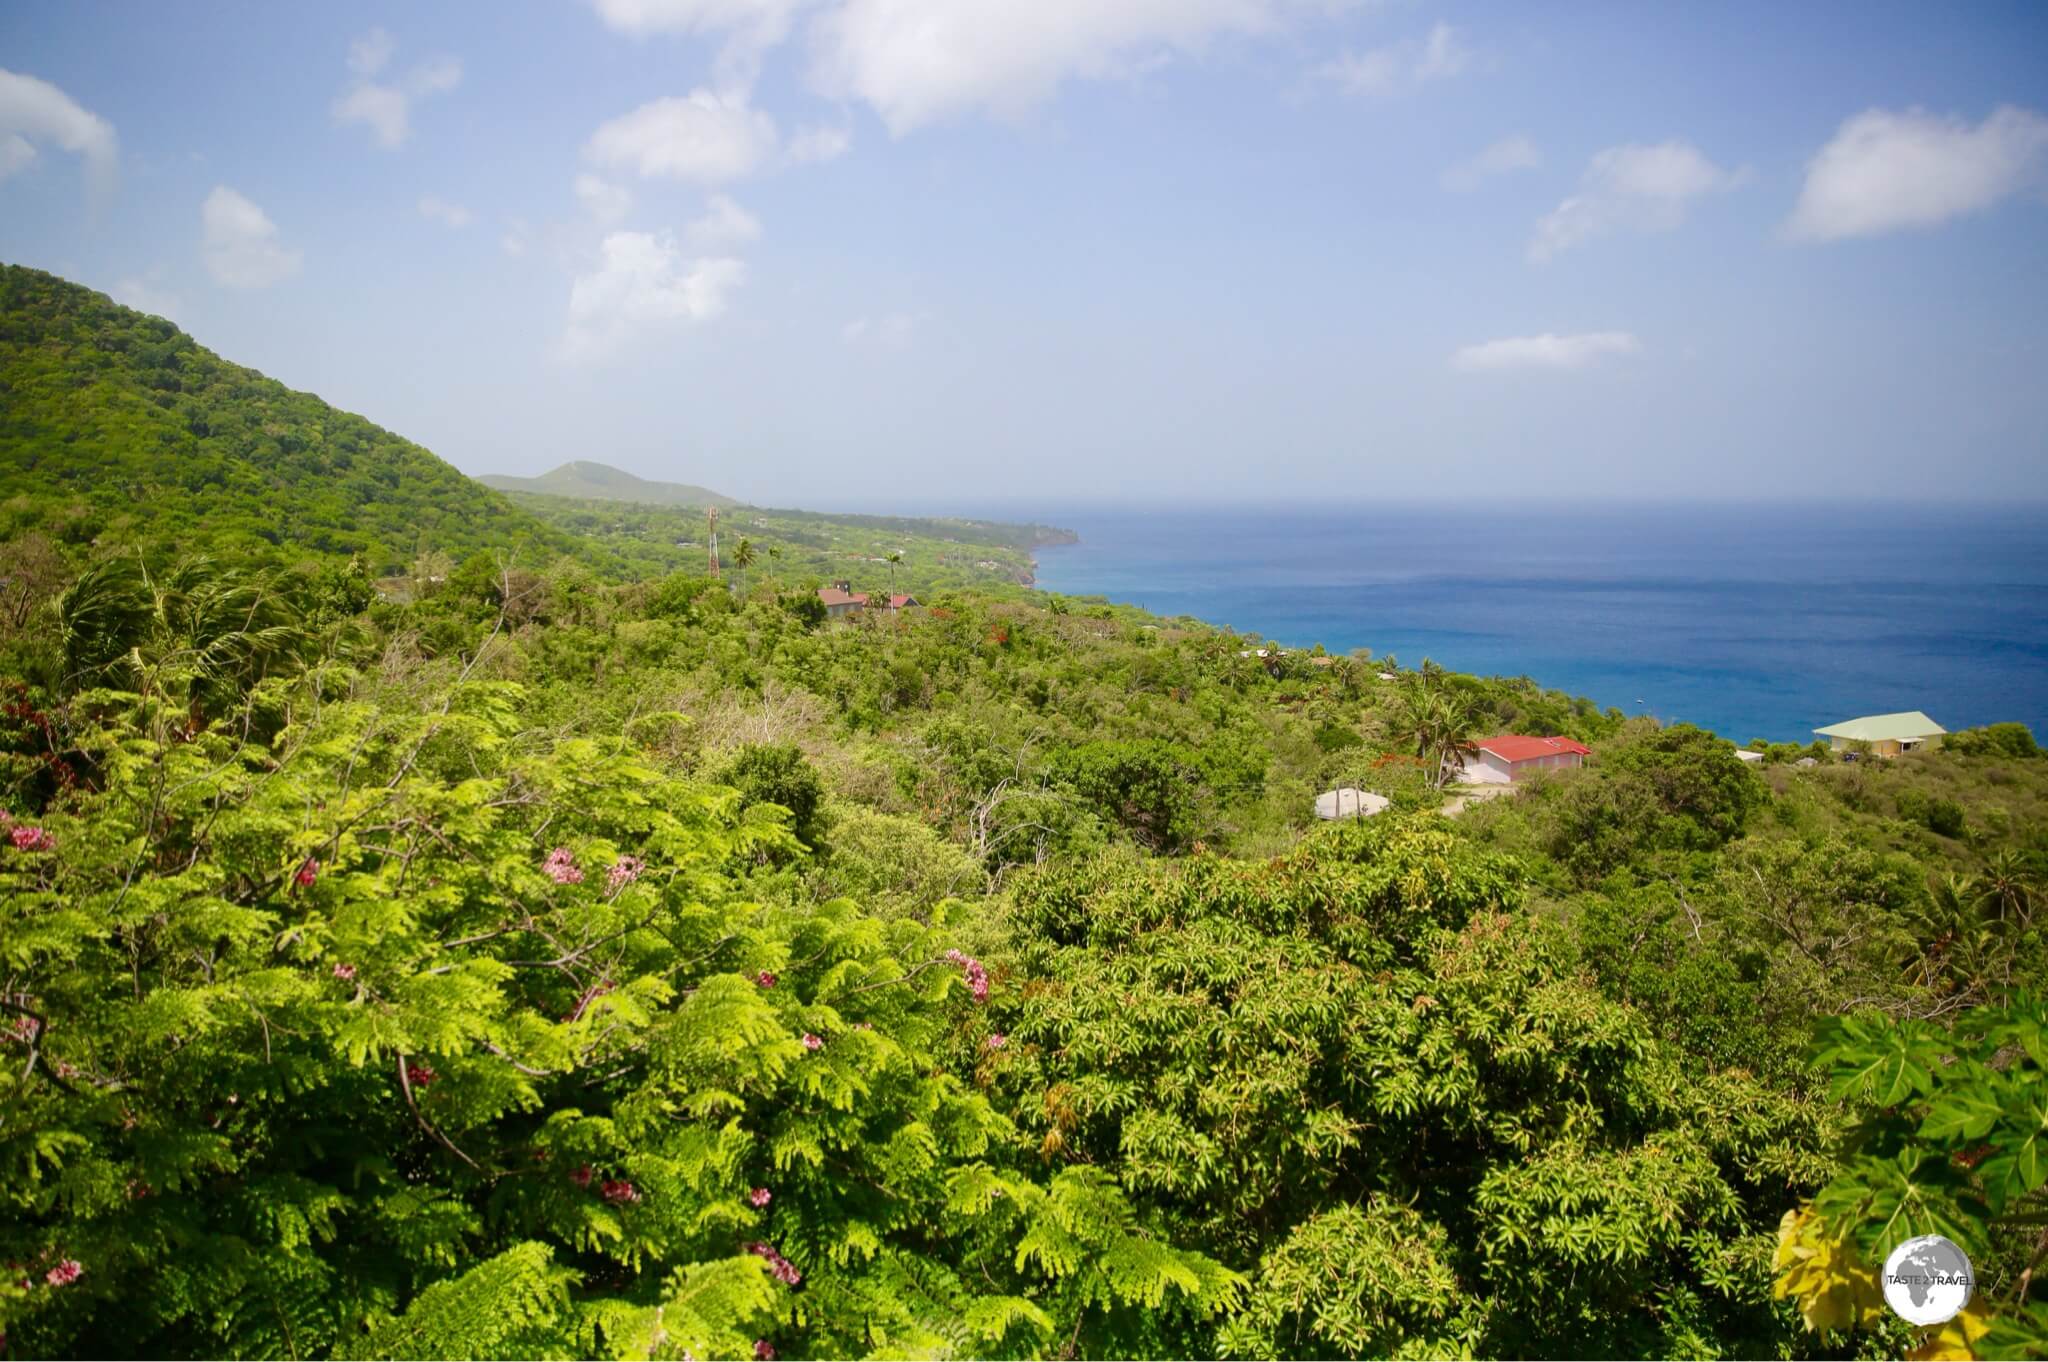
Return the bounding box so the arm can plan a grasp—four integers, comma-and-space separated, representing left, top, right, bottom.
0, 673, 1236, 1358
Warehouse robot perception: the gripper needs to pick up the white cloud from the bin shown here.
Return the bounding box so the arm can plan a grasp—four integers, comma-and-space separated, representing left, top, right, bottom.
201, 185, 303, 289
349, 27, 396, 77
1529, 141, 1746, 262
564, 230, 746, 359
842, 311, 926, 349
112, 276, 182, 322
0, 68, 118, 195
1440, 133, 1540, 192
574, 173, 635, 224
1316, 22, 1473, 100
0, 133, 33, 180
332, 31, 463, 149
1452, 331, 1641, 372
786, 122, 851, 164
809, 0, 1307, 134
418, 195, 474, 228
502, 219, 532, 256
1786, 105, 2048, 242
588, 0, 803, 34
586, 90, 778, 182
686, 193, 761, 249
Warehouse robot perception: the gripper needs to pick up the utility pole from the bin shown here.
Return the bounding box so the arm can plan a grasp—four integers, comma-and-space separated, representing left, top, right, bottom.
707, 505, 720, 578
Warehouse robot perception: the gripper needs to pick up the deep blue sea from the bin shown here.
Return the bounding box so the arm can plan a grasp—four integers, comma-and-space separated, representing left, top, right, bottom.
1020, 504, 2048, 744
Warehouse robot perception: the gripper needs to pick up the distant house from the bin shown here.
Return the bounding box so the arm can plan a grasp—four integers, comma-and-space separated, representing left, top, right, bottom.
818, 584, 869, 619
1314, 787, 1391, 820
1461, 735, 1591, 784
1735, 749, 1767, 764
1813, 711, 1946, 756
886, 593, 920, 610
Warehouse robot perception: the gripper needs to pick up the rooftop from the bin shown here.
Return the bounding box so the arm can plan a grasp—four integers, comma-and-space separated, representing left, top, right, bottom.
1812, 711, 1946, 742
1475, 735, 1592, 763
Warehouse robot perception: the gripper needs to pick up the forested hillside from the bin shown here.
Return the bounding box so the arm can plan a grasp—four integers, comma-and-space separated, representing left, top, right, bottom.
481, 461, 739, 510
1, 267, 2044, 1359
0, 265, 571, 571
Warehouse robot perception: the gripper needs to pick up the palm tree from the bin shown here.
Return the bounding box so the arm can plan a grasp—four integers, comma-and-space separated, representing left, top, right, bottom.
885, 551, 903, 599
732, 539, 756, 598
57, 555, 315, 719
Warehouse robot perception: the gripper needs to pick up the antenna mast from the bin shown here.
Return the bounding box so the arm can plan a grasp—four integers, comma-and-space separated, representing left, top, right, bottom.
707, 505, 721, 578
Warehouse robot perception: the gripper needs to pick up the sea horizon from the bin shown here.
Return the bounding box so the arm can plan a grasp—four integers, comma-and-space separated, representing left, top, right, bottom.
995, 502, 2048, 746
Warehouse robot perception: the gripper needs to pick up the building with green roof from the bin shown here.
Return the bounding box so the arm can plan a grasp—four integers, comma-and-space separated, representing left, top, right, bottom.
1813, 711, 1947, 756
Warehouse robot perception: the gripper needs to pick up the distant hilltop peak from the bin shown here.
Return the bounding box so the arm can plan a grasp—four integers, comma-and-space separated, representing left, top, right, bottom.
479, 460, 737, 509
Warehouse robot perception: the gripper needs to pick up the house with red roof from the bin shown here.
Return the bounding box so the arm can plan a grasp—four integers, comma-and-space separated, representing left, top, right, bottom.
817, 585, 869, 619
1460, 734, 1591, 784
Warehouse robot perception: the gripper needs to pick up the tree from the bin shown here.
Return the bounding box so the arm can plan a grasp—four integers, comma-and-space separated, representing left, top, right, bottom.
885, 551, 903, 595
731, 538, 756, 598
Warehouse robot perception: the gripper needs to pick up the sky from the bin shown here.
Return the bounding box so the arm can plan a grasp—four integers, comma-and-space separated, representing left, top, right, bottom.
3, 0, 2047, 509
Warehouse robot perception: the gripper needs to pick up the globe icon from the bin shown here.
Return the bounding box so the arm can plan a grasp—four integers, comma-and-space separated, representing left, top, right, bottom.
1882, 1235, 1974, 1327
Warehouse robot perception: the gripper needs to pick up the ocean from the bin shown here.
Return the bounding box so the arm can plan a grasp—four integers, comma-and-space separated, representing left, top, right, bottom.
1021, 503, 2048, 744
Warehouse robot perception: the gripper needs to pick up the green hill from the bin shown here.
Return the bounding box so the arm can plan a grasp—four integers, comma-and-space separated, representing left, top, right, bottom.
0, 263, 572, 573
479, 459, 738, 509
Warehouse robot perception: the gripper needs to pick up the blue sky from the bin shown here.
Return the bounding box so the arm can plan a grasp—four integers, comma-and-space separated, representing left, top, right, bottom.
3, 0, 2046, 508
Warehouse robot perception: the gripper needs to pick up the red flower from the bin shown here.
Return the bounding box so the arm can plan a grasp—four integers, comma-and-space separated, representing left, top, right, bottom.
754, 1342, 775, 1361
986, 1033, 1007, 1050
570, 1164, 594, 1188
332, 962, 356, 981
294, 857, 319, 888
9, 825, 53, 852
601, 1179, 641, 1204
45, 1260, 82, 1287
755, 970, 777, 988
405, 1063, 436, 1087
801, 1033, 823, 1052
945, 949, 991, 1002
748, 1186, 772, 1207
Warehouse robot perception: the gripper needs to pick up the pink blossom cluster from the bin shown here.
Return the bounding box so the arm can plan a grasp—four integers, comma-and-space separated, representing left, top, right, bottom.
9, 825, 53, 852
754, 970, 777, 988
748, 1186, 772, 1207
542, 847, 583, 884
801, 1033, 823, 1052
332, 962, 356, 981
606, 855, 644, 893
986, 1033, 1007, 1051
746, 1241, 802, 1285
294, 857, 319, 888
754, 1342, 776, 1361
405, 1063, 436, 1088
945, 949, 990, 1002
45, 1260, 82, 1287
570, 1164, 595, 1189
8, 1015, 38, 1044
601, 1179, 641, 1205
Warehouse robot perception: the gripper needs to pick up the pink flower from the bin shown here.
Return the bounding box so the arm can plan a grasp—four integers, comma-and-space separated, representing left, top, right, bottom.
601, 1179, 641, 1205
801, 1033, 822, 1052
606, 855, 644, 893
986, 1033, 1007, 1050
542, 847, 584, 885
332, 962, 356, 981
754, 1342, 776, 1361
9, 1015, 37, 1043
755, 970, 777, 989
945, 949, 990, 1002
746, 1242, 801, 1286
570, 1164, 594, 1189
9, 825, 53, 852
45, 1260, 81, 1287
749, 1186, 772, 1207
405, 1063, 436, 1087
294, 857, 319, 888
